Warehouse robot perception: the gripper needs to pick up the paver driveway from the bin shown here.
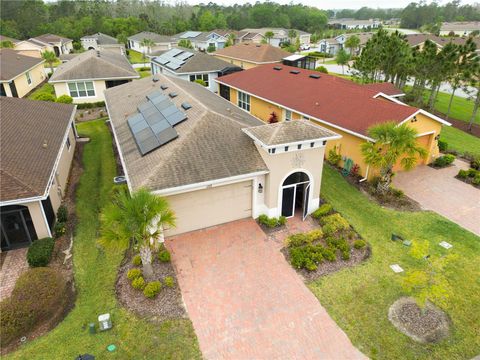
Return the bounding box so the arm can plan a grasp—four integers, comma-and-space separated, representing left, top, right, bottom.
166, 219, 366, 360
393, 160, 480, 236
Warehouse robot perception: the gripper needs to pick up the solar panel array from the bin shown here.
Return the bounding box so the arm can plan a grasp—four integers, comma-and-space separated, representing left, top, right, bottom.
180, 31, 201, 39
153, 49, 195, 71
128, 90, 188, 156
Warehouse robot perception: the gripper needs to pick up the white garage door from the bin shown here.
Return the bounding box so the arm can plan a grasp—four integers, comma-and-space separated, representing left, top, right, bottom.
166, 180, 253, 236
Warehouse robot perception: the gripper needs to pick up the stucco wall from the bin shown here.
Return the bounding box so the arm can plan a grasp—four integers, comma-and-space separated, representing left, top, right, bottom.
26, 201, 51, 239
8, 63, 46, 98
53, 80, 107, 103
213, 54, 276, 69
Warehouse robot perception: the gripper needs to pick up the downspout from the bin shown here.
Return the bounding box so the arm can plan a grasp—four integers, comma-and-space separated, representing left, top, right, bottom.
359, 165, 370, 183
39, 200, 53, 238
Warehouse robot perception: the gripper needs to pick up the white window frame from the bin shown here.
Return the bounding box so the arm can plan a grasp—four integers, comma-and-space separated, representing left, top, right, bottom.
189, 73, 209, 87
26, 71, 32, 85
68, 81, 96, 98
285, 109, 292, 121
238, 91, 250, 112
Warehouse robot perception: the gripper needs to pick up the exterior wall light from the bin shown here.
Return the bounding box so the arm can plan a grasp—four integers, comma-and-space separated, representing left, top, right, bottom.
258, 183, 263, 193
434, 134, 440, 141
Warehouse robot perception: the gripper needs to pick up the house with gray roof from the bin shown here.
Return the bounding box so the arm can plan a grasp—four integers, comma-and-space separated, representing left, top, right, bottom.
439, 22, 480, 36
15, 33, 73, 58
106, 73, 339, 235
49, 49, 139, 103
81, 32, 125, 54
149, 47, 242, 92
241, 28, 311, 47
127, 31, 174, 54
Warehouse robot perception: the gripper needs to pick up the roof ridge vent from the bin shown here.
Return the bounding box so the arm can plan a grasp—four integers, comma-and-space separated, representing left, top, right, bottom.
273, 66, 282, 71
309, 74, 321, 79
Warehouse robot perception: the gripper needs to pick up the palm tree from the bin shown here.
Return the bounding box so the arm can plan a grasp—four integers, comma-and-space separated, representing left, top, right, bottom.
335, 48, 350, 74
361, 122, 427, 194
264, 31, 274, 45
99, 188, 176, 277
288, 29, 297, 44
140, 38, 155, 66
42, 50, 57, 76
344, 35, 360, 56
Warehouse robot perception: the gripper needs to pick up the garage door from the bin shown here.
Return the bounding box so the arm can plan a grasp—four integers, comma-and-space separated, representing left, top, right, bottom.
165, 180, 253, 236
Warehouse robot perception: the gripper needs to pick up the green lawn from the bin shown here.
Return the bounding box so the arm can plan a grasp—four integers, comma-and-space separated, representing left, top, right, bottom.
440, 126, 480, 157
128, 49, 148, 64
433, 90, 479, 124
136, 69, 151, 78
8, 120, 200, 359
309, 166, 480, 359
28, 82, 55, 100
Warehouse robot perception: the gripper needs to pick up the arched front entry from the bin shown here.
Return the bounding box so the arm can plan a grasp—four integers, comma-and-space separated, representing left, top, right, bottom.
280, 171, 311, 219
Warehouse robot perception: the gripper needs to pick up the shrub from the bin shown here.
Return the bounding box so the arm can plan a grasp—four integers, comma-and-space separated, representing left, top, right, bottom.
164, 276, 175, 288
315, 66, 328, 73
285, 233, 311, 248
307, 229, 323, 242
0, 268, 68, 346
56, 95, 73, 104
433, 154, 455, 167
289, 246, 319, 270
438, 139, 448, 152
390, 187, 404, 198
143, 281, 162, 298
258, 214, 285, 228
457, 169, 468, 179
312, 203, 333, 219
327, 146, 342, 166
127, 268, 142, 280
158, 249, 171, 262
76, 101, 105, 109
32, 93, 55, 102
341, 249, 351, 260
278, 216, 287, 226
56, 205, 68, 223
53, 221, 66, 238
322, 213, 350, 235
473, 176, 480, 186
131, 276, 146, 290
194, 79, 207, 87
354, 239, 367, 249
27, 237, 55, 267
132, 255, 142, 266
468, 169, 478, 177
320, 247, 336, 261
471, 157, 480, 170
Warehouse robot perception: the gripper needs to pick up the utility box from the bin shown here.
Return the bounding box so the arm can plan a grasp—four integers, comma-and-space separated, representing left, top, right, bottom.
98, 313, 112, 331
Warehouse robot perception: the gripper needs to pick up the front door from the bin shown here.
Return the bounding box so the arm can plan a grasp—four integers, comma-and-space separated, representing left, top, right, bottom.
303, 183, 311, 220
281, 172, 311, 219
281, 186, 295, 217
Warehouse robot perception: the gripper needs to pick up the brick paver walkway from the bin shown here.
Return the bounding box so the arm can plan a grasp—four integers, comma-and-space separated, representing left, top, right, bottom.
0, 248, 28, 300
393, 159, 480, 236
167, 219, 366, 360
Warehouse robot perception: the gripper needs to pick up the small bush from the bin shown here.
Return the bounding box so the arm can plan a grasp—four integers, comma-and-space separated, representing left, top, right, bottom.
55, 95, 73, 104
27, 238, 55, 267
131, 276, 146, 290
322, 213, 350, 235
320, 247, 336, 261
158, 249, 171, 263
341, 249, 351, 260
285, 233, 311, 248
457, 169, 468, 179
327, 147, 342, 166
473, 176, 480, 186
307, 229, 323, 242
315, 66, 328, 73
354, 240, 366, 249
127, 268, 142, 280
32, 93, 55, 102
76, 101, 105, 109
312, 203, 333, 219
438, 139, 448, 152
468, 169, 478, 177
56, 205, 68, 223
278, 216, 287, 226
132, 255, 142, 266
471, 157, 480, 170
53, 221, 66, 238
433, 154, 455, 168
164, 276, 175, 288
258, 214, 286, 228
143, 281, 162, 298
390, 187, 404, 198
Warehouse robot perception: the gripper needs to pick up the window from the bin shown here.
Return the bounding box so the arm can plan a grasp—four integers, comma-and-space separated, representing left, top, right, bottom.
285, 109, 292, 121
26, 71, 32, 85
66, 136, 71, 151
68, 81, 95, 98
189, 74, 209, 87
238, 91, 250, 112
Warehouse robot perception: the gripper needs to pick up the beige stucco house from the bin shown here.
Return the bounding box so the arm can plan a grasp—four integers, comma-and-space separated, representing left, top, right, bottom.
213, 43, 292, 69
106, 75, 339, 236
14, 34, 73, 58
0, 49, 46, 98
49, 49, 139, 103
0, 98, 77, 251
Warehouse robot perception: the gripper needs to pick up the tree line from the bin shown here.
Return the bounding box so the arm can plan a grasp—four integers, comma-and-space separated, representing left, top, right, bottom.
353, 30, 480, 128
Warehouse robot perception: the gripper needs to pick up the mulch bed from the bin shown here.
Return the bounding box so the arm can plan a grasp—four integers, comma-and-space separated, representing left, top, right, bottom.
455, 175, 480, 188
76, 107, 107, 122
388, 297, 451, 343
116, 252, 187, 322
427, 163, 455, 170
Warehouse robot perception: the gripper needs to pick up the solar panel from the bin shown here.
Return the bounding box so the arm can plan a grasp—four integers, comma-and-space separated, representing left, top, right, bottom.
165, 48, 184, 57
146, 90, 163, 101
156, 127, 178, 146
152, 98, 171, 111
150, 119, 171, 133
160, 105, 178, 118
144, 112, 166, 126
154, 56, 170, 65
180, 31, 201, 39
166, 63, 181, 70
165, 111, 187, 126
175, 51, 194, 61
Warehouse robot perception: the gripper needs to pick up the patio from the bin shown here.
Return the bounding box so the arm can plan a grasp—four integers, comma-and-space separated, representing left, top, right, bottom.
0, 248, 28, 301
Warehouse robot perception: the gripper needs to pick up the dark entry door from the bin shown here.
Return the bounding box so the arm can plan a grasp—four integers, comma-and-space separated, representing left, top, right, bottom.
0, 83, 6, 96
219, 84, 230, 101
9, 82, 18, 97
281, 186, 295, 217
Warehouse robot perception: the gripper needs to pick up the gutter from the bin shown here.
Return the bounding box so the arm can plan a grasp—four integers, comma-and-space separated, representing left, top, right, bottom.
359, 165, 369, 182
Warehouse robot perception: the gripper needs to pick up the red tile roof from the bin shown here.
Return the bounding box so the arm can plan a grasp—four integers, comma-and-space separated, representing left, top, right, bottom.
217, 64, 418, 138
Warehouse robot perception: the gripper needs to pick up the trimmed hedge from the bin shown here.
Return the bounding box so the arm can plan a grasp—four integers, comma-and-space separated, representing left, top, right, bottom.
127, 268, 142, 280
312, 203, 333, 219
27, 238, 55, 267
0, 268, 68, 346
258, 214, 287, 228
76, 101, 105, 109
433, 154, 455, 168
132, 276, 146, 290
322, 213, 350, 235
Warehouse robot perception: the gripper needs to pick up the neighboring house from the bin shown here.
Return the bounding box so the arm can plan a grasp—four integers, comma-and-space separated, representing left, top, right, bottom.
106, 75, 339, 235
49, 49, 139, 103
439, 22, 480, 36
0, 35, 20, 46
149, 47, 242, 92
127, 31, 174, 54
81, 32, 125, 54
0, 97, 77, 251
213, 43, 291, 69
328, 18, 381, 30
0, 49, 46, 98
405, 33, 480, 52
216, 64, 451, 180
15, 34, 73, 58
175, 31, 227, 51
318, 32, 374, 55
211, 29, 264, 45
241, 28, 311, 47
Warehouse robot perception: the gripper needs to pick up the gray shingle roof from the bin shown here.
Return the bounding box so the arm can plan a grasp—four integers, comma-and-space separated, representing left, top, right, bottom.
0, 97, 75, 202
127, 31, 173, 43
105, 75, 267, 192
81, 32, 118, 45
243, 120, 339, 147
0, 49, 45, 81
49, 49, 138, 82
31, 33, 72, 45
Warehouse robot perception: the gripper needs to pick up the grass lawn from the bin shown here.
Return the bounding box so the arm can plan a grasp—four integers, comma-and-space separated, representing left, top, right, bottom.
7, 120, 200, 359
136, 69, 151, 78
309, 166, 480, 359
323, 59, 337, 65
433, 90, 478, 125
440, 126, 480, 157
128, 49, 148, 64
28, 82, 55, 100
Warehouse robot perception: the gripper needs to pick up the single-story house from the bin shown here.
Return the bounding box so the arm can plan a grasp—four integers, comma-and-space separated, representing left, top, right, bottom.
405, 33, 480, 52
319, 32, 374, 55
149, 47, 242, 92
176, 31, 228, 51
0, 97, 77, 251
213, 43, 291, 69
81, 32, 125, 54
216, 64, 451, 180
0, 49, 46, 98
241, 28, 311, 47
327, 18, 381, 30
210, 29, 264, 45
439, 22, 480, 36
127, 31, 174, 54
15, 34, 73, 58
49, 49, 139, 103
106, 74, 339, 235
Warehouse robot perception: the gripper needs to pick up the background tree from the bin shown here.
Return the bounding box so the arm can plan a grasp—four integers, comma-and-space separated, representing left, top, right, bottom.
139, 38, 155, 66
335, 48, 350, 74
361, 122, 427, 194
288, 29, 297, 43
264, 31, 274, 44
178, 39, 193, 49
225, 33, 236, 47
0, 40, 14, 48
99, 188, 175, 277
42, 50, 58, 76
344, 35, 360, 56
